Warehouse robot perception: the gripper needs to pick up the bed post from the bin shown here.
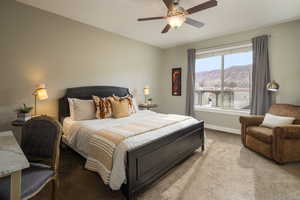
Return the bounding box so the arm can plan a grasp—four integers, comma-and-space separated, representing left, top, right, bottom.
121, 184, 136, 200
123, 121, 204, 200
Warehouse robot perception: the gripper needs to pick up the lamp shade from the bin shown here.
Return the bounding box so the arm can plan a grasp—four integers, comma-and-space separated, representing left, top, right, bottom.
267, 80, 280, 92
167, 14, 186, 28
144, 86, 150, 96
35, 84, 48, 100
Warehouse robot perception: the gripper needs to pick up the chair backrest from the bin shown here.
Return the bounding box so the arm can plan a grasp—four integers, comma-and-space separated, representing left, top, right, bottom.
268, 104, 300, 125
22, 115, 62, 170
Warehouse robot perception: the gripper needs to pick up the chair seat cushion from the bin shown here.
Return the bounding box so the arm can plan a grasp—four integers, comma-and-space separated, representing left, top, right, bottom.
0, 163, 54, 200
247, 126, 273, 144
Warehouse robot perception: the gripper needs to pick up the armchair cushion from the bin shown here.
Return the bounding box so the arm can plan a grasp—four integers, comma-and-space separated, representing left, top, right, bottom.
247, 126, 273, 144
0, 163, 55, 200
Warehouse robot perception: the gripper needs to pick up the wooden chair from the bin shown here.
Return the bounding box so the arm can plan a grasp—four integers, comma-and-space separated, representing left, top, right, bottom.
0, 116, 62, 200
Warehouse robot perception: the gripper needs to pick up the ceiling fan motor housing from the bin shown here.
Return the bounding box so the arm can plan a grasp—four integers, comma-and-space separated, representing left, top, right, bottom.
167, 6, 185, 17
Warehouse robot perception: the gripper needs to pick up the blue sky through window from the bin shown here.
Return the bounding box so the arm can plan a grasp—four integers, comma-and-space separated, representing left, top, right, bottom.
196, 51, 252, 72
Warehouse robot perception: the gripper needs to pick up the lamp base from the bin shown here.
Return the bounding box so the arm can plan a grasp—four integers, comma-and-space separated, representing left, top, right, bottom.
34, 94, 37, 116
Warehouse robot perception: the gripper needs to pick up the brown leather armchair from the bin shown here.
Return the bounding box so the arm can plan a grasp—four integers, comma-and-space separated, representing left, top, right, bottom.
240, 104, 300, 164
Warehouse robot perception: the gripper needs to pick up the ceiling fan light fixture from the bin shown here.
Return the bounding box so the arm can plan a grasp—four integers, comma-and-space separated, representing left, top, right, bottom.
138, 0, 217, 33
167, 14, 186, 28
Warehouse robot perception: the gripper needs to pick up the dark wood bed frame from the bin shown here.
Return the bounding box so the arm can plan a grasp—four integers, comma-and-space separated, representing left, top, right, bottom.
58, 86, 204, 200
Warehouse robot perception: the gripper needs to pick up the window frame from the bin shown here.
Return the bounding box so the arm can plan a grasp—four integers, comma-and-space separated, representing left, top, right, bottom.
195, 43, 253, 113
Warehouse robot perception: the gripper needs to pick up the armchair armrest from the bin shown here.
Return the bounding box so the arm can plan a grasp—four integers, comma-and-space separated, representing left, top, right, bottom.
272, 125, 300, 163
273, 125, 300, 139
240, 115, 264, 146
239, 115, 264, 126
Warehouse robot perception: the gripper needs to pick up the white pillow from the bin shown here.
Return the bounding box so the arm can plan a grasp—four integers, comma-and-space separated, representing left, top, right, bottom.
261, 113, 295, 128
68, 98, 96, 121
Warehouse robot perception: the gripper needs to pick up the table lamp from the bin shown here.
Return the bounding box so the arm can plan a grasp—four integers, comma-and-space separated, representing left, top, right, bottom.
143, 85, 150, 104
32, 84, 48, 116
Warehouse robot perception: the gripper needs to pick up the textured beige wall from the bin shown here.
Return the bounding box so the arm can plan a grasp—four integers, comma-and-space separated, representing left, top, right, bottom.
160, 20, 300, 131
1, 1, 300, 133
0, 1, 163, 131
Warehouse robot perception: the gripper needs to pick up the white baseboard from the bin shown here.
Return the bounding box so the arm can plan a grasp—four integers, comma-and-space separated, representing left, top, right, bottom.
205, 123, 240, 134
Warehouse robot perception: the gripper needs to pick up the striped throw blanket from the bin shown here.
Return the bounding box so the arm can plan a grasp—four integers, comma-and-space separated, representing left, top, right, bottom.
85, 114, 190, 185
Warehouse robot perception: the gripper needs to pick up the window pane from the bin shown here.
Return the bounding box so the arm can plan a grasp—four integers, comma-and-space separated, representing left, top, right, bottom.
195, 56, 222, 107
224, 51, 252, 110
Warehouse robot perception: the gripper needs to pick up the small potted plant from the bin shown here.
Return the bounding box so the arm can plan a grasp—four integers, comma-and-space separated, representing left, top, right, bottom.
15, 104, 33, 121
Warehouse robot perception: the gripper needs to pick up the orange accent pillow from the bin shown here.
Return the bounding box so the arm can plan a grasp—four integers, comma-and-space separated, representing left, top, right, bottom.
112, 95, 136, 114
109, 97, 131, 118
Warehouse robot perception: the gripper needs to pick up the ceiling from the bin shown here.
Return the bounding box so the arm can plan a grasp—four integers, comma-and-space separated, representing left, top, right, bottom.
17, 0, 300, 48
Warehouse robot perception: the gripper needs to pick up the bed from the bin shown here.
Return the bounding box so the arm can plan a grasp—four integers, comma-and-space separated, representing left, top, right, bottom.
58, 86, 204, 199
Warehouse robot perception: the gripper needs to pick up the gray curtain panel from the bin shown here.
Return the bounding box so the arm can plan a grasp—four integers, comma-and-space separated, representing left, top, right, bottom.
251, 35, 271, 115
185, 49, 196, 116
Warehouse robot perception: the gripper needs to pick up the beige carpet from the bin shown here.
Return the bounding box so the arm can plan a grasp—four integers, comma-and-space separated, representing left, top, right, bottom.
33, 129, 300, 200
137, 130, 300, 200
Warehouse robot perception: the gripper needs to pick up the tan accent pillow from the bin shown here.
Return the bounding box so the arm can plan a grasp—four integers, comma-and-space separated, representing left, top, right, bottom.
68, 98, 96, 121
112, 95, 136, 114
92, 96, 112, 119
109, 97, 131, 118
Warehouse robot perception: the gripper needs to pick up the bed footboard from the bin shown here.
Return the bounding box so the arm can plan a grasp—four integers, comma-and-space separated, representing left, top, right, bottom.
122, 121, 204, 199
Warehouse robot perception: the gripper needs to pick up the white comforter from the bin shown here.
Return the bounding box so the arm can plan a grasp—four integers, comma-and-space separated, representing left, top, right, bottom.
63, 110, 199, 190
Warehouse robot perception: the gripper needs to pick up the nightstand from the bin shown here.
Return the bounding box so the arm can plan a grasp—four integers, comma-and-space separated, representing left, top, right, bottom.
11, 120, 26, 144
12, 115, 49, 144
12, 120, 26, 127
138, 104, 158, 110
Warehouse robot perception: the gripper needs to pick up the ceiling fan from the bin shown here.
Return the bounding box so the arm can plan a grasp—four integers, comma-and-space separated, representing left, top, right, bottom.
137, 0, 218, 34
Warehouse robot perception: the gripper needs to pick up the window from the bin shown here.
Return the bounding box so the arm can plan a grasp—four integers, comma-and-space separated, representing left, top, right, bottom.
195, 44, 252, 112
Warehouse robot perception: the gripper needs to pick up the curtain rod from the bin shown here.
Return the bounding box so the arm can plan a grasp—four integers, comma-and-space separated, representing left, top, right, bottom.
195, 34, 271, 52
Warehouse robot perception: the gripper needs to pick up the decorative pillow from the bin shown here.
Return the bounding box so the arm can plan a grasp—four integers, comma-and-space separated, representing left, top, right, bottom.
132, 97, 139, 112
109, 97, 131, 118
261, 113, 295, 128
92, 96, 113, 119
68, 98, 75, 119
112, 95, 136, 114
129, 90, 139, 112
68, 98, 96, 121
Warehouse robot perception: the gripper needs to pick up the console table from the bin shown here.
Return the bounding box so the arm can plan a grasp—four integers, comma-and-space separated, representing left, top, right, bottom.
0, 131, 29, 200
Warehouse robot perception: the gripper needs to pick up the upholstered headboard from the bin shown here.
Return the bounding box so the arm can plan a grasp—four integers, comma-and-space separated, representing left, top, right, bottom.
58, 86, 130, 123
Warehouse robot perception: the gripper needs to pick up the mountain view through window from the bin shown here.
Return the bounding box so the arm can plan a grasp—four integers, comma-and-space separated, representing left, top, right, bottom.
195, 48, 252, 111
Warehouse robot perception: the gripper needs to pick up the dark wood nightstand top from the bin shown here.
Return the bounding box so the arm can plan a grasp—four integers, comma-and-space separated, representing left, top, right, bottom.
11, 120, 26, 127
138, 104, 158, 110
12, 115, 50, 127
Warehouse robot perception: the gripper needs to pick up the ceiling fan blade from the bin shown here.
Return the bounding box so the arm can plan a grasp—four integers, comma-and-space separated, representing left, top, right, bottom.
162, 0, 174, 10
186, 0, 218, 15
161, 24, 171, 34
138, 16, 165, 21
185, 18, 205, 28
